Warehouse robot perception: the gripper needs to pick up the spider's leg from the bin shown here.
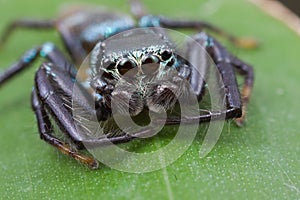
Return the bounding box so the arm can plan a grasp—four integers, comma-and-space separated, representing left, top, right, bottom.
184, 34, 209, 99
0, 43, 75, 86
55, 25, 87, 64
139, 16, 258, 49
31, 88, 99, 169
34, 63, 95, 142
33, 63, 99, 169
156, 33, 244, 125
42, 63, 96, 118
34, 62, 156, 167
47, 66, 159, 145
0, 19, 55, 48
83, 128, 156, 148
228, 55, 254, 126
188, 33, 254, 126
209, 36, 244, 120
0, 18, 87, 64
189, 35, 254, 126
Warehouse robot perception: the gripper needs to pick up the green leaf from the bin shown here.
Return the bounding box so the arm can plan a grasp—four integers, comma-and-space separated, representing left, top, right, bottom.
1, 0, 300, 199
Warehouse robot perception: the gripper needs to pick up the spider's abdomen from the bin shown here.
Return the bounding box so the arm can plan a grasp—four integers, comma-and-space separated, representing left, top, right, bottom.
56, 6, 135, 54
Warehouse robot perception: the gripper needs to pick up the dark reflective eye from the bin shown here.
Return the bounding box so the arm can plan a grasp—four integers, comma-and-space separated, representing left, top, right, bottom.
161, 50, 172, 61
103, 62, 116, 79
107, 62, 115, 70
167, 58, 175, 67
117, 59, 136, 75
142, 55, 159, 64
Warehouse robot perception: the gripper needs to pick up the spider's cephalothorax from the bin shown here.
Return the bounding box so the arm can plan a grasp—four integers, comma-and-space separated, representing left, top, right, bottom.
0, 0, 255, 169
90, 28, 193, 118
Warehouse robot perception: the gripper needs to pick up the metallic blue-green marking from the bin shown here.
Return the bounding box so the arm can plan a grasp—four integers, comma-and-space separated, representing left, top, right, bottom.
40, 42, 55, 57
23, 49, 38, 63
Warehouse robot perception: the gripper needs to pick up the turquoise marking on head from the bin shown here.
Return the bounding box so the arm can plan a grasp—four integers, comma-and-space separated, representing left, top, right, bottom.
81, 19, 134, 43
139, 16, 161, 27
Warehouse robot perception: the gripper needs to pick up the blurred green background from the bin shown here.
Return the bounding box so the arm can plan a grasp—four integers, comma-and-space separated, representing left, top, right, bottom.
0, 0, 300, 199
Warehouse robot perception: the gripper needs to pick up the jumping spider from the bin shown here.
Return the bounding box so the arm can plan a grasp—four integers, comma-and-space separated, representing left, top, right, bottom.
0, 1, 255, 169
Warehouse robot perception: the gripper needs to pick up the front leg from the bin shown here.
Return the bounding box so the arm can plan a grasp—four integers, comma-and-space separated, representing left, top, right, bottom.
33, 65, 99, 169
209, 34, 254, 126
156, 33, 248, 125
0, 42, 75, 86
90, 75, 114, 121
33, 63, 159, 168
32, 89, 99, 169
0, 19, 54, 48
228, 55, 254, 126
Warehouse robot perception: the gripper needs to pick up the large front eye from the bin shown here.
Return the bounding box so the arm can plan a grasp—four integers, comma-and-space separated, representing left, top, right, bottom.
117, 59, 136, 75
142, 55, 159, 64
160, 49, 172, 61
142, 55, 160, 74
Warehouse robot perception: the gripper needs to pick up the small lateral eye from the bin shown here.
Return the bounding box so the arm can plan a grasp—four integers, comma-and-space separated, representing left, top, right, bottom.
161, 49, 172, 61
107, 62, 116, 70
142, 55, 159, 64
103, 62, 116, 79
118, 59, 136, 75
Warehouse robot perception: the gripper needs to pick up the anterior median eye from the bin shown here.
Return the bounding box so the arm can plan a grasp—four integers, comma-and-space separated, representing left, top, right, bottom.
117, 59, 136, 75
142, 55, 160, 75
142, 55, 159, 64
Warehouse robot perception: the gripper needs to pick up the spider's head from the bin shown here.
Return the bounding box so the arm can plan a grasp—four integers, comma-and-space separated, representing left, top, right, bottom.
90, 28, 190, 116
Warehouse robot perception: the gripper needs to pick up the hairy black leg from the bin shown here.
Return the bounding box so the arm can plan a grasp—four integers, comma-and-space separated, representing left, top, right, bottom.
34, 64, 102, 169
139, 16, 258, 49
160, 110, 233, 125
35, 63, 94, 142
0, 19, 54, 48
228, 55, 254, 126
31, 88, 99, 169
0, 18, 87, 64
209, 37, 243, 117
83, 128, 156, 149
184, 34, 209, 99
0, 43, 75, 86
56, 25, 87, 64
209, 35, 255, 126
43, 64, 96, 118
0, 47, 40, 86
34, 63, 157, 166
156, 33, 244, 125
90, 75, 114, 121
